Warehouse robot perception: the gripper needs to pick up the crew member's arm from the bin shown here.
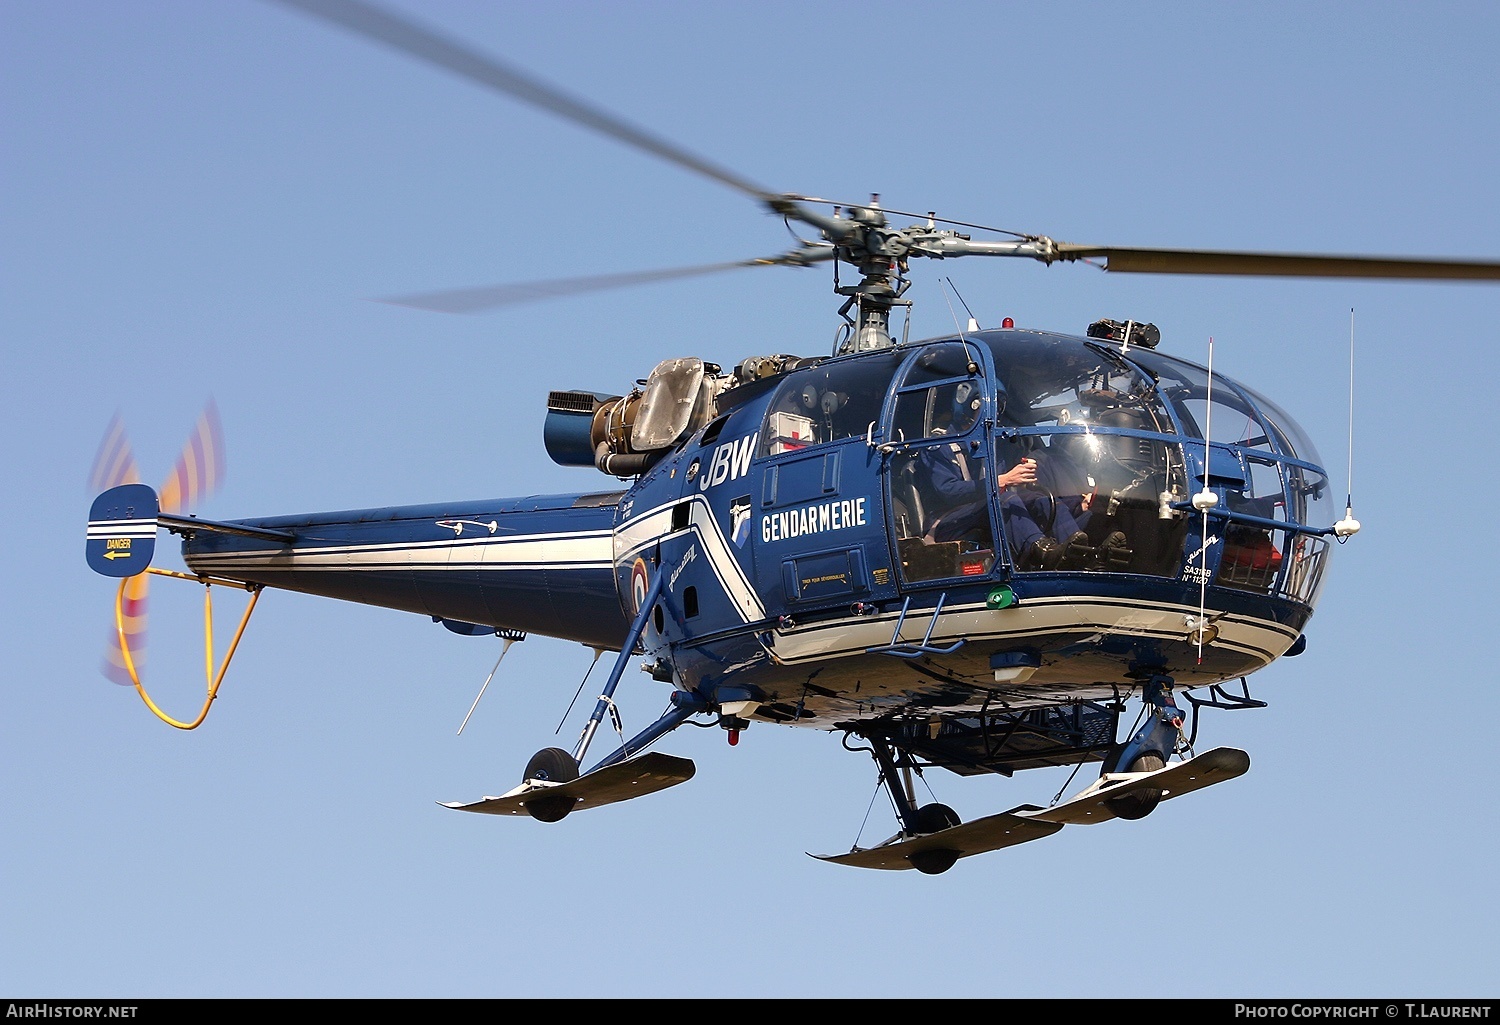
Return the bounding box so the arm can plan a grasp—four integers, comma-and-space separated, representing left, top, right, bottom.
995, 457, 1038, 492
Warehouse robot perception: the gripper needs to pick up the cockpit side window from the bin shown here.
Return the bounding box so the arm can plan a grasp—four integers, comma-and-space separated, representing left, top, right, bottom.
890, 342, 985, 443
760, 351, 904, 456
989, 428, 1189, 576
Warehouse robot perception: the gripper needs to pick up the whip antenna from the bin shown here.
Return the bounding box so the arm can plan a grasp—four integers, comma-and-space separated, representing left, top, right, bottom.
946, 277, 981, 332
457, 630, 525, 734
940, 278, 981, 374
1334, 309, 1362, 541
1190, 337, 1221, 662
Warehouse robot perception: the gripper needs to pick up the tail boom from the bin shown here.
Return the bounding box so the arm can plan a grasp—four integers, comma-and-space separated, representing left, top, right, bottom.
180, 493, 632, 650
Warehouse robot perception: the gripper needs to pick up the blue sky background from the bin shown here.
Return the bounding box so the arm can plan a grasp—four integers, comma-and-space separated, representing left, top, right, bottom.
3, 0, 1498, 999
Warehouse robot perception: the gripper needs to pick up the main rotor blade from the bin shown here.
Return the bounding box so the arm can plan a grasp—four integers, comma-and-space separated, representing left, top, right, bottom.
376, 250, 832, 313
1055, 244, 1500, 281
269, 0, 781, 206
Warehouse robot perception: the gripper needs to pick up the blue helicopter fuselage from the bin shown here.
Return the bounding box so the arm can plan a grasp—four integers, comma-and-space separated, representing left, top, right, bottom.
184, 493, 630, 648
180, 328, 1337, 729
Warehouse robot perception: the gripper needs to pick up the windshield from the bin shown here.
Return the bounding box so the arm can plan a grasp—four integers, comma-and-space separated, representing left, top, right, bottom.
935, 330, 1338, 603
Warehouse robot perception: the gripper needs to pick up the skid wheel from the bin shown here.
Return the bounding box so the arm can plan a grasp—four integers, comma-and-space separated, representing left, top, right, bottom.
521, 747, 580, 823
908, 803, 961, 876
914, 802, 960, 834
1104, 752, 1165, 820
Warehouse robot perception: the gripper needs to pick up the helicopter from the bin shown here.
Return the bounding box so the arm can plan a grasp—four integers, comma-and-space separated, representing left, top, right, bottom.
82, 0, 1500, 876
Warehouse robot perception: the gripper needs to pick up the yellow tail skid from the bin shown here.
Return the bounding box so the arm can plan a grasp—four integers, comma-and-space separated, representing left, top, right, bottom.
114, 567, 263, 730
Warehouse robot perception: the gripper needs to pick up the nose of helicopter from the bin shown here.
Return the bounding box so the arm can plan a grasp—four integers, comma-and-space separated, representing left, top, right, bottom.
969, 329, 1338, 611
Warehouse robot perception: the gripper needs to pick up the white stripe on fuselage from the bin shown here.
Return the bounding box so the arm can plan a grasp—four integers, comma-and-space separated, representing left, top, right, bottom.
186, 529, 614, 572
688, 497, 763, 621
612, 495, 765, 623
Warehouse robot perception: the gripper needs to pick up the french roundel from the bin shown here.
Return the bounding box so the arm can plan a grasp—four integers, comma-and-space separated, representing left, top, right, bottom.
630, 558, 651, 614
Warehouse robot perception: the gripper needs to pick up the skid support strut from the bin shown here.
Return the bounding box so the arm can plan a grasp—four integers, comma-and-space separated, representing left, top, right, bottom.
868, 735, 924, 836
571, 563, 665, 769
588, 690, 709, 773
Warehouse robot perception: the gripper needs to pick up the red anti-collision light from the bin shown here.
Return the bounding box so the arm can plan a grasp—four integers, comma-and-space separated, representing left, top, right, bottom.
1002, 317, 1014, 328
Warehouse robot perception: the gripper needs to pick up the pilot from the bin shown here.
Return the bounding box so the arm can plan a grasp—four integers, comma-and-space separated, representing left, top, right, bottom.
917, 383, 1066, 568
914, 382, 990, 544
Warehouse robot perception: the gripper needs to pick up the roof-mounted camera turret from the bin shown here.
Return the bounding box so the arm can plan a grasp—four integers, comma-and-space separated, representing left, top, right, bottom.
1088, 318, 1161, 350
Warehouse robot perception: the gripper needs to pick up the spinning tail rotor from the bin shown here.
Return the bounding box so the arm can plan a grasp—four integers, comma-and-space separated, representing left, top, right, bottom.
88, 402, 225, 684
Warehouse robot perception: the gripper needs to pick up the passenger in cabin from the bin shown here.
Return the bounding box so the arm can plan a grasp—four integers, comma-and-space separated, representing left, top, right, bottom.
911, 379, 1130, 572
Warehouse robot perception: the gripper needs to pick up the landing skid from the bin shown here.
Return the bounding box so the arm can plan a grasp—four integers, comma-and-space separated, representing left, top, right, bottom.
1015, 746, 1250, 826
812, 811, 1062, 872
441, 751, 695, 818
814, 746, 1249, 872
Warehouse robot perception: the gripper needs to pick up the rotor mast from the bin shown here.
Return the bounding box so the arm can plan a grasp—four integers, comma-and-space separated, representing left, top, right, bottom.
832, 198, 905, 353
777, 195, 924, 354
777, 195, 1050, 355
